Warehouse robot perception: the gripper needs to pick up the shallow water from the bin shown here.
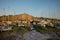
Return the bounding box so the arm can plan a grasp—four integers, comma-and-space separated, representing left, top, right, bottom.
0, 30, 60, 40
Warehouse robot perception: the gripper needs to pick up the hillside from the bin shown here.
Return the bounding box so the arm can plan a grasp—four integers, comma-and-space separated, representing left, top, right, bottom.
0, 13, 60, 22
0, 13, 34, 22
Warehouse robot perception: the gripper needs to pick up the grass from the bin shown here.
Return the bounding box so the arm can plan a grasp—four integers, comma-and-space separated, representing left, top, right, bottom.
4, 24, 57, 34
7, 25, 28, 35
33, 24, 57, 32
17, 26, 27, 34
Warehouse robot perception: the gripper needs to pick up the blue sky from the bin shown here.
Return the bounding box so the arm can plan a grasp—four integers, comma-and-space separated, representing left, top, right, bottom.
0, 0, 60, 19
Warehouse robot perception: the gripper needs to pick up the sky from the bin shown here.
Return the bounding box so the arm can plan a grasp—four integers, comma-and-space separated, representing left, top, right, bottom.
0, 0, 60, 19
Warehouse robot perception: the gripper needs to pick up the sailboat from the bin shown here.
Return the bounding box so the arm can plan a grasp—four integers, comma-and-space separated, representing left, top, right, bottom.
1, 8, 12, 31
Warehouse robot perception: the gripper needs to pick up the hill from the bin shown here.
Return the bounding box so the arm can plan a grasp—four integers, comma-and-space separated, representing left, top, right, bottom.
0, 13, 34, 22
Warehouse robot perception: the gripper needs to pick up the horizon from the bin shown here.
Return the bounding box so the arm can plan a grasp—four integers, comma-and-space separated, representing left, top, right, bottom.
0, 13, 60, 20
0, 0, 60, 19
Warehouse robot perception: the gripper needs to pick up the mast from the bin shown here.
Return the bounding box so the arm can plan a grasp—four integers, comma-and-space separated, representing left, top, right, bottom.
41, 8, 43, 17
8, 7, 11, 21
48, 1, 50, 19
2, 8, 5, 22
14, 10, 16, 21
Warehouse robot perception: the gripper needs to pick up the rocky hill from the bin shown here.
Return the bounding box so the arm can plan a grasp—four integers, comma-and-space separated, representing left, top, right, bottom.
0, 13, 60, 22
0, 13, 35, 22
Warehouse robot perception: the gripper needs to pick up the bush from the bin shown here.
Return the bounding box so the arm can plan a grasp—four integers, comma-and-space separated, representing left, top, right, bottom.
33, 24, 56, 32
10, 25, 28, 35
34, 24, 45, 32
